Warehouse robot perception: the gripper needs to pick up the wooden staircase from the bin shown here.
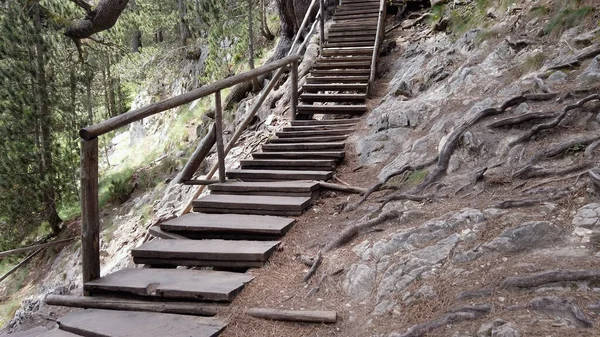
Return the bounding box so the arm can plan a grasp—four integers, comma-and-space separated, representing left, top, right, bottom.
32, 1, 385, 336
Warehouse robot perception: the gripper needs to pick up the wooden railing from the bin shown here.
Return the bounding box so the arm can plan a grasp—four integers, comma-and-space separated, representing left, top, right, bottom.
79, 55, 300, 284
368, 0, 386, 96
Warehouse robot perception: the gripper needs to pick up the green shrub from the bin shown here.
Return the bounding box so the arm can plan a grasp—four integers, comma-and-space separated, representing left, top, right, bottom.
542, 6, 594, 36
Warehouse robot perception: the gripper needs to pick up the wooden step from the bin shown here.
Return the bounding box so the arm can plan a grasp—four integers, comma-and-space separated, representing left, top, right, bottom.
313, 60, 371, 69
327, 36, 376, 43
290, 118, 361, 126
193, 194, 313, 216
276, 129, 354, 138
306, 76, 369, 84
322, 47, 374, 57
302, 83, 367, 92
149, 225, 189, 240
324, 41, 375, 48
300, 93, 366, 103
310, 69, 371, 77
329, 25, 377, 32
240, 159, 336, 171
335, 8, 379, 15
161, 213, 295, 239
209, 181, 319, 198
283, 123, 357, 131
252, 151, 345, 160
58, 309, 226, 337
328, 31, 377, 38
132, 239, 280, 268
316, 55, 373, 62
334, 13, 379, 20
226, 169, 333, 182
262, 142, 345, 152
7, 328, 77, 337
84, 268, 253, 302
297, 104, 367, 115
268, 135, 348, 143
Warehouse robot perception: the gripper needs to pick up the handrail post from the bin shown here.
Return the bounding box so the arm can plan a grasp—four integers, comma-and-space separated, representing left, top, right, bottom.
319, 0, 325, 52
81, 138, 100, 289
214, 91, 226, 183
368, 0, 386, 97
290, 60, 299, 120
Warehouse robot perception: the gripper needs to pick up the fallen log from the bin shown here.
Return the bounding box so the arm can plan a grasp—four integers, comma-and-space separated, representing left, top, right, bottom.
45, 295, 222, 316
246, 308, 337, 323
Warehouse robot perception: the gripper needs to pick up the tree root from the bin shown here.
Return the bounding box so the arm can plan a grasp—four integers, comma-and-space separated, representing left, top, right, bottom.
375, 194, 432, 212
303, 250, 322, 283
521, 172, 585, 193
527, 297, 593, 328
513, 162, 593, 180
318, 182, 367, 194
501, 269, 600, 289
487, 111, 558, 129
546, 44, 600, 72
344, 158, 437, 212
323, 210, 401, 252
509, 94, 600, 147
492, 188, 571, 209
528, 134, 600, 164
389, 304, 491, 337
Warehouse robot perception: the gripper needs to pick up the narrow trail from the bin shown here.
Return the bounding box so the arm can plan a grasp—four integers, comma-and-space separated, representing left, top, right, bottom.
16, 0, 387, 335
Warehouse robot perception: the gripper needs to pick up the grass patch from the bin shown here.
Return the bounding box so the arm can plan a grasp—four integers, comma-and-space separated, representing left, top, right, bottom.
530, 5, 551, 17
512, 52, 547, 77
407, 170, 429, 186
542, 6, 594, 37
475, 29, 500, 45
0, 299, 21, 328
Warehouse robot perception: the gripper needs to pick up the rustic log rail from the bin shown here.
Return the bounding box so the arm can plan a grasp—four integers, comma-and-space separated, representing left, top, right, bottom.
368, 0, 386, 96
79, 55, 300, 285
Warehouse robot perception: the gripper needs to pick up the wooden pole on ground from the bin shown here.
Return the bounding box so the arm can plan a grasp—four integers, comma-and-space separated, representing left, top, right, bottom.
0, 238, 75, 258
246, 308, 337, 323
214, 91, 226, 183
81, 138, 100, 287
0, 248, 44, 283
176, 124, 216, 183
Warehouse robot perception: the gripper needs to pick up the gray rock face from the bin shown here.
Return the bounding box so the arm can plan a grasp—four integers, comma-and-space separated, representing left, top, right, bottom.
484, 221, 562, 253
477, 319, 507, 337
577, 56, 600, 85
547, 71, 568, 83
572, 203, 600, 229
343, 264, 376, 301
491, 323, 521, 337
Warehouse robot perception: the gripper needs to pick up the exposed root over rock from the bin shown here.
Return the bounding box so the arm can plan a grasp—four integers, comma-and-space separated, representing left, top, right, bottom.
501, 269, 600, 289
492, 188, 571, 209
487, 111, 558, 129
513, 297, 595, 328
323, 210, 401, 252
389, 304, 492, 337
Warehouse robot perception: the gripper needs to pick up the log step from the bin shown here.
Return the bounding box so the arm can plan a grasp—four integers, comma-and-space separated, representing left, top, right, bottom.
297, 104, 367, 115
283, 123, 357, 131
58, 309, 226, 337
252, 151, 345, 160
313, 61, 371, 69
84, 268, 253, 302
161, 212, 295, 237
302, 83, 367, 92
300, 93, 366, 103
289, 118, 360, 126
193, 194, 314, 216
268, 135, 348, 143
322, 47, 375, 57
310, 69, 371, 76
276, 129, 354, 138
208, 181, 319, 198
261, 142, 345, 152
226, 169, 333, 181
240, 159, 336, 171
132, 239, 280, 268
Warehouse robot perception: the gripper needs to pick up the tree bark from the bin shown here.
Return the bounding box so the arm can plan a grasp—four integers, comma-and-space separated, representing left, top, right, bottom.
129, 0, 142, 52
34, 3, 62, 234
65, 0, 130, 39
178, 0, 192, 46
248, 0, 260, 92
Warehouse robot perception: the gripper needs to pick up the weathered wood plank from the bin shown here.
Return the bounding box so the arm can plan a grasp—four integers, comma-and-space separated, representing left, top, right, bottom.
58, 309, 226, 337
133, 258, 266, 268
208, 181, 319, 194
45, 295, 222, 316
290, 118, 361, 126
247, 308, 337, 323
297, 105, 367, 115
276, 129, 354, 138
225, 169, 333, 181
268, 135, 348, 144
81, 138, 100, 286
6, 326, 49, 337
193, 194, 312, 211
84, 268, 253, 302
261, 142, 345, 152
283, 123, 357, 131
161, 213, 295, 236
148, 226, 189, 240
252, 151, 345, 160
240, 159, 336, 170
132, 239, 280, 261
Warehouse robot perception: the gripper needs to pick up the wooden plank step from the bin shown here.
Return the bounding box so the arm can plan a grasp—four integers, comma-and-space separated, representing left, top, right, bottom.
300, 93, 366, 103
277, 129, 354, 138
335, 8, 379, 15
322, 47, 374, 57
333, 15, 379, 22
302, 83, 367, 92
324, 41, 375, 48
132, 239, 280, 268
226, 169, 332, 181
306, 76, 369, 84
269, 135, 348, 143
283, 123, 357, 131
330, 24, 377, 31
84, 268, 253, 302
310, 69, 371, 76
316, 55, 373, 62
209, 180, 318, 196
194, 194, 314, 216
313, 60, 371, 69
5, 327, 71, 337
240, 159, 336, 171
58, 309, 226, 337
252, 151, 345, 160
297, 105, 367, 115
149, 225, 189, 240
327, 36, 376, 43
328, 30, 376, 37
262, 142, 345, 152
161, 213, 296, 237
290, 118, 361, 126
334, 12, 379, 19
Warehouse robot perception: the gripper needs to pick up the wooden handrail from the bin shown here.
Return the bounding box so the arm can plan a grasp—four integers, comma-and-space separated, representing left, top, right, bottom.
287, 0, 318, 57
368, 0, 386, 96
80, 55, 301, 141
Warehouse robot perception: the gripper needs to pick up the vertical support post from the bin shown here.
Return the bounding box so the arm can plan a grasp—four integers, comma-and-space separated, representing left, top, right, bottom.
290, 60, 299, 120
319, 0, 325, 52
81, 138, 100, 288
214, 91, 226, 183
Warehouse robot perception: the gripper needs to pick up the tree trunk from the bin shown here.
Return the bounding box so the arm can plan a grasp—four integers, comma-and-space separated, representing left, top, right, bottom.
248, 0, 260, 92
65, 0, 130, 39
34, 3, 62, 234
260, 0, 274, 40
106, 54, 117, 117
130, 0, 142, 52
178, 0, 192, 46
155, 30, 164, 43
85, 67, 94, 125
101, 60, 111, 118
